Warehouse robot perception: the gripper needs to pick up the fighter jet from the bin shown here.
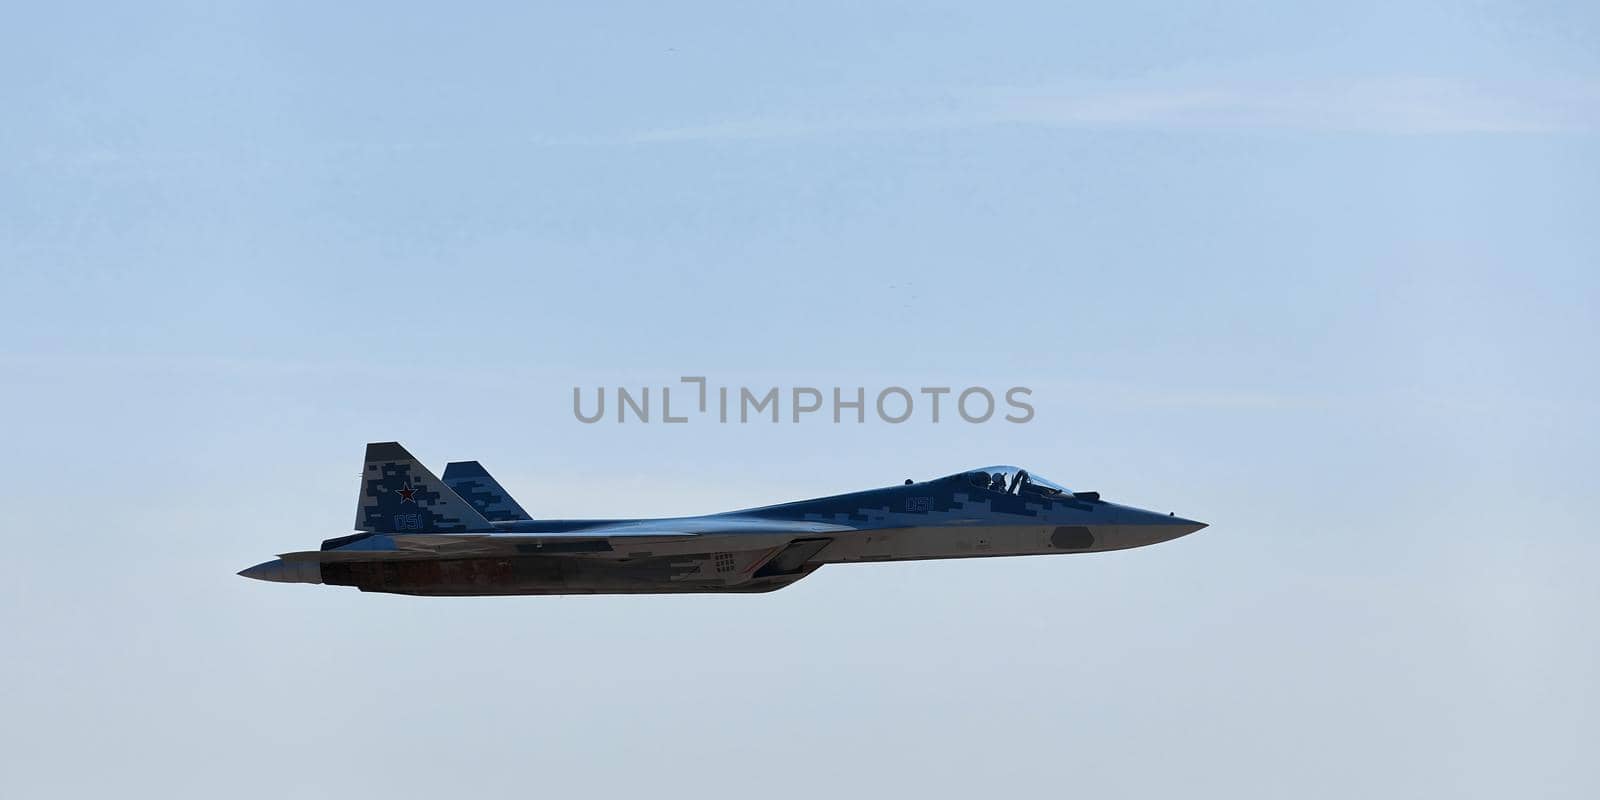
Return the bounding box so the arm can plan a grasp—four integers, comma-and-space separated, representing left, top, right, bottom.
238, 442, 1206, 596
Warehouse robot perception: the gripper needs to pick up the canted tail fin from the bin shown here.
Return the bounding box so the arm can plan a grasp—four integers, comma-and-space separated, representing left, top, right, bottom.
442, 461, 533, 522
355, 442, 495, 533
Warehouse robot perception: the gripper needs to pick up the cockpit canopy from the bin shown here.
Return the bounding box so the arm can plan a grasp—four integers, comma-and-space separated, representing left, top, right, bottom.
958, 466, 1071, 498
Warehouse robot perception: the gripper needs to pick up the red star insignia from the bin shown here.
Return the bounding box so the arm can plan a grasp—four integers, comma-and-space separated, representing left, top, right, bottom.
397, 485, 417, 503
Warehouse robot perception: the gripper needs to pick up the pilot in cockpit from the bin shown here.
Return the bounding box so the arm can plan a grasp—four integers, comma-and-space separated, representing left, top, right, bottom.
964, 467, 1071, 498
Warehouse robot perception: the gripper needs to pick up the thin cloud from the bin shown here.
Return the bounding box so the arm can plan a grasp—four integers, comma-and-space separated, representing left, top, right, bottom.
633, 76, 1600, 142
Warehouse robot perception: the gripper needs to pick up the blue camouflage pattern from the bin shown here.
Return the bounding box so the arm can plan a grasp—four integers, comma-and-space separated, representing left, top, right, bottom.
355, 442, 494, 533
442, 460, 533, 522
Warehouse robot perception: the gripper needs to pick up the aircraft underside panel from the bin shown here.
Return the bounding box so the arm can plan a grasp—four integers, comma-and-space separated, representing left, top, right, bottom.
319, 547, 813, 596
807, 523, 1178, 562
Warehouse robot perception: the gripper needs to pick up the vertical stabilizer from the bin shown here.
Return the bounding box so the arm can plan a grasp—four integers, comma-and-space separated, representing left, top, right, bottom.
355, 442, 495, 533
442, 461, 533, 522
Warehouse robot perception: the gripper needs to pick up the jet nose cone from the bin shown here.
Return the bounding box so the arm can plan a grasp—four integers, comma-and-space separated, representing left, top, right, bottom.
237, 558, 322, 584
1121, 507, 1208, 544
1169, 516, 1208, 537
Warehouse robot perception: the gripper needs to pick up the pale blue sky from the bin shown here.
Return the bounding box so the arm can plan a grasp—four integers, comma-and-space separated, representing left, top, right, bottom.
3, 2, 1598, 798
